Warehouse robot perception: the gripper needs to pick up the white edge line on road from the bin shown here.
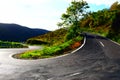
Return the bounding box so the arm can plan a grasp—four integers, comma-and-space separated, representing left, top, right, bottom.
99, 41, 105, 47
68, 72, 80, 77
10, 36, 86, 61
48, 36, 86, 59
71, 36, 86, 53
109, 39, 120, 46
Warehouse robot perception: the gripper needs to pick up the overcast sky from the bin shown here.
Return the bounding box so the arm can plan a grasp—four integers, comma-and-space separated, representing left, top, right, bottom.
0, 0, 119, 30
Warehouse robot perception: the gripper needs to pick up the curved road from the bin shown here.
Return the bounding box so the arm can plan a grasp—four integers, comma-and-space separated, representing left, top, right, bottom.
0, 34, 120, 80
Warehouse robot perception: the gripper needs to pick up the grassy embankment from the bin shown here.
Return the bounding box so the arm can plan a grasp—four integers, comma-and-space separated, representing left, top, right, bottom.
0, 40, 27, 48
15, 28, 83, 59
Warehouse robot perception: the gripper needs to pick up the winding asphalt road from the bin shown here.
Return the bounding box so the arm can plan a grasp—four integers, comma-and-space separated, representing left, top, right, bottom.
0, 34, 120, 80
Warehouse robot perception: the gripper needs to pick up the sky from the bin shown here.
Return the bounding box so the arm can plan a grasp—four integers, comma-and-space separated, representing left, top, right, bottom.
0, 0, 119, 31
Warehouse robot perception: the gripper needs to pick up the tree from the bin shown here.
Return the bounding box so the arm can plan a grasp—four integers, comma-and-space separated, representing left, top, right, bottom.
58, 0, 89, 40
58, 0, 89, 27
110, 1, 120, 11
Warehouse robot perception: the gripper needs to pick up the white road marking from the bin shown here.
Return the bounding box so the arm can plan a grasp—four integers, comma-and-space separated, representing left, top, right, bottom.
99, 41, 105, 47
69, 72, 80, 77
110, 39, 120, 46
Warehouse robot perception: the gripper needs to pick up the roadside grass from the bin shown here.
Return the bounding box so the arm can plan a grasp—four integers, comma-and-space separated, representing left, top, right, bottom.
17, 36, 83, 59
0, 40, 28, 48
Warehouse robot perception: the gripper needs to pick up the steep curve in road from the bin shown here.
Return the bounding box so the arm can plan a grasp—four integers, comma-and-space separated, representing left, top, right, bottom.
0, 34, 120, 80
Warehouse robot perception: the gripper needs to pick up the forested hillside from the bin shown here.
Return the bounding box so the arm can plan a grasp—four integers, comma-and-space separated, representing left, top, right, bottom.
79, 1, 120, 43
0, 23, 49, 42
27, 28, 67, 45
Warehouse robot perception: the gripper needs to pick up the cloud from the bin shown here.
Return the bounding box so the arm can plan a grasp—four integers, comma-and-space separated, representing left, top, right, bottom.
0, 0, 62, 30
85, 0, 119, 6
65, 0, 119, 6
1, 0, 118, 30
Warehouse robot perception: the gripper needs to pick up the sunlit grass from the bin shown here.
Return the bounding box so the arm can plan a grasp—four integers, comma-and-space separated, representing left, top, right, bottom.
19, 36, 83, 59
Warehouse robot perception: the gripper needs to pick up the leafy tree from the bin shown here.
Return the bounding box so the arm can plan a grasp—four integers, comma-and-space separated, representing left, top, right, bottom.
110, 1, 120, 11
58, 0, 89, 40
58, 0, 89, 27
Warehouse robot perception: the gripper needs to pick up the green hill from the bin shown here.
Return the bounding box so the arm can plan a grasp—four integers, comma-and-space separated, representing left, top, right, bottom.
26, 28, 67, 46
79, 3, 120, 43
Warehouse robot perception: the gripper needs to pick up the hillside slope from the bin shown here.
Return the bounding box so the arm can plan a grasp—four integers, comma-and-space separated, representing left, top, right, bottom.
0, 23, 49, 42
27, 28, 67, 45
27, 1, 120, 45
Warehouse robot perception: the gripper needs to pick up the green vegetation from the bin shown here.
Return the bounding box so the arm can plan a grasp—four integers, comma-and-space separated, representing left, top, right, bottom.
0, 40, 27, 48
27, 28, 67, 46
58, 0, 89, 40
15, 0, 120, 59
19, 36, 83, 59
78, 1, 120, 43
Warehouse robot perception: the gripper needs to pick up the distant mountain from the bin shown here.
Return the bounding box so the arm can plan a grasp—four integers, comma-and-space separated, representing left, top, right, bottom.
0, 23, 49, 42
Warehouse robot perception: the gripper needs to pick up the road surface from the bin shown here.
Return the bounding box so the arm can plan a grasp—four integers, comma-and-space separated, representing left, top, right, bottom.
0, 34, 120, 80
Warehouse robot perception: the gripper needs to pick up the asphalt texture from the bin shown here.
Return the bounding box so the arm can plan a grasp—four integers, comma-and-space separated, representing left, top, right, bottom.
0, 34, 120, 80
